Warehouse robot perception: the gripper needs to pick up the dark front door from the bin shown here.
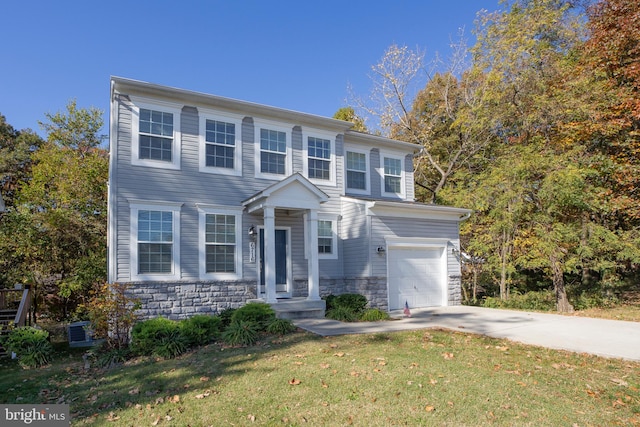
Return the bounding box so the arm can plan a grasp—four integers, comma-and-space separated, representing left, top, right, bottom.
259, 228, 289, 295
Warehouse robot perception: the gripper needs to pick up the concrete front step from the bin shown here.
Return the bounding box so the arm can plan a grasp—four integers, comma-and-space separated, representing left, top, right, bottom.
248, 298, 326, 320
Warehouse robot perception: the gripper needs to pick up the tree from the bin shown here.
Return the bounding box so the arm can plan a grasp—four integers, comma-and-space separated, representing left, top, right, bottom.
333, 107, 367, 132
0, 101, 108, 319
352, 41, 495, 203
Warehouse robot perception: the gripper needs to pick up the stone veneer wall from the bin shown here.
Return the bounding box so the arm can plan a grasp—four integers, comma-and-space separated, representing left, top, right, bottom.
126, 275, 462, 320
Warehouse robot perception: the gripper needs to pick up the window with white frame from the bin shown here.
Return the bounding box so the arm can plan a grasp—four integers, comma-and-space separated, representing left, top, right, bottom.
199, 111, 242, 176
383, 156, 403, 195
130, 202, 181, 281
308, 137, 331, 180
131, 98, 181, 170
318, 220, 333, 254
260, 128, 287, 175
305, 214, 338, 260
198, 206, 242, 279
346, 150, 368, 192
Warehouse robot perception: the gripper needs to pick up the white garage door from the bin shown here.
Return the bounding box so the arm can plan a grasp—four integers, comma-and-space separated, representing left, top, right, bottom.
388, 246, 445, 311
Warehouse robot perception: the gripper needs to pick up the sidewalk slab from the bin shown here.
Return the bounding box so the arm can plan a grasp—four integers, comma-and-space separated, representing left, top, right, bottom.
294, 306, 640, 361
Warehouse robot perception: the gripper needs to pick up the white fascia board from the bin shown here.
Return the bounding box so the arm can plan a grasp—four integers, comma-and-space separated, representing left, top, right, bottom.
368, 200, 472, 221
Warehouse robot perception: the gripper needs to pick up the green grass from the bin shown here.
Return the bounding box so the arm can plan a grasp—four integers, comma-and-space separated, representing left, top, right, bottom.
1, 329, 639, 426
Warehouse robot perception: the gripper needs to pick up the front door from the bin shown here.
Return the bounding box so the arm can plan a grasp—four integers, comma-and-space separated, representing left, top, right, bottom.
259, 228, 290, 297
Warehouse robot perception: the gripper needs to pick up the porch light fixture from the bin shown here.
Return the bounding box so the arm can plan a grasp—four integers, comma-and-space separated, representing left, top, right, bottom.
376, 246, 386, 253
248, 225, 256, 240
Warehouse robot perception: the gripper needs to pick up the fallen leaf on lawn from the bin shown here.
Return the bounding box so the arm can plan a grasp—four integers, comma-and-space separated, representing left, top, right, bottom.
195, 390, 212, 399
425, 405, 435, 412
496, 346, 509, 351
350, 371, 360, 377
329, 344, 338, 348
321, 380, 329, 388
586, 389, 597, 397
248, 414, 256, 422
289, 378, 301, 385
165, 415, 172, 421
334, 352, 345, 357
442, 352, 454, 360
378, 361, 387, 366
296, 354, 305, 358
200, 376, 210, 382
293, 361, 304, 366
319, 363, 330, 369
430, 379, 438, 385
517, 381, 527, 387
170, 395, 180, 403
106, 412, 120, 421
448, 401, 454, 406
612, 398, 626, 408
611, 378, 628, 387
151, 416, 161, 426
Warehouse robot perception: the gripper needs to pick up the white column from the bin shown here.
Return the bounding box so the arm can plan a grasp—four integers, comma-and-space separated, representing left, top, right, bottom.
264, 207, 277, 303
307, 209, 320, 300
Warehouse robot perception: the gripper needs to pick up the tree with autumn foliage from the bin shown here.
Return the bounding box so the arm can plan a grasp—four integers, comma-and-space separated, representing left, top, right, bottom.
0, 101, 108, 319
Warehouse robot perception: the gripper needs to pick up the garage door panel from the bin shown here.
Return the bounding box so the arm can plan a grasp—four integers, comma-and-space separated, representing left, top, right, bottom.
388, 247, 444, 310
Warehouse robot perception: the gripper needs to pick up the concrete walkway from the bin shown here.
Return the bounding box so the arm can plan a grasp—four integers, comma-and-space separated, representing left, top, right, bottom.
294, 305, 640, 361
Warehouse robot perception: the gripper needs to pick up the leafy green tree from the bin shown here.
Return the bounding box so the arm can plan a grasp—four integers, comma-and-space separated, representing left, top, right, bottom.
333, 107, 367, 132
0, 101, 108, 319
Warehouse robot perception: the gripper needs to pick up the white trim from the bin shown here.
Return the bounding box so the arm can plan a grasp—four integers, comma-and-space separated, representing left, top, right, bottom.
197, 205, 243, 280
344, 146, 370, 195
385, 238, 449, 308
254, 119, 292, 180
379, 150, 406, 199
302, 128, 337, 187
257, 226, 293, 298
304, 213, 339, 260
129, 201, 182, 281
198, 108, 243, 176
129, 96, 182, 170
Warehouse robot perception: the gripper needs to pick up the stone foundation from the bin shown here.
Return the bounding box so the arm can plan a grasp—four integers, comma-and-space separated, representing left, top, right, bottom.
125, 274, 461, 320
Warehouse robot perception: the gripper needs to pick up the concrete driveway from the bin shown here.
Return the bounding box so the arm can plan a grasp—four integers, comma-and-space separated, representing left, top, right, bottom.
294, 305, 640, 361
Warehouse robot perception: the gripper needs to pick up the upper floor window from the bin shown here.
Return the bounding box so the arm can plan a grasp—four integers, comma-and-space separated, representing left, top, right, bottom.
308, 137, 331, 180
381, 153, 405, 198
303, 130, 336, 186
255, 121, 291, 180
131, 97, 181, 170
199, 110, 242, 176
130, 201, 182, 281
346, 150, 368, 192
139, 109, 173, 162
198, 205, 243, 280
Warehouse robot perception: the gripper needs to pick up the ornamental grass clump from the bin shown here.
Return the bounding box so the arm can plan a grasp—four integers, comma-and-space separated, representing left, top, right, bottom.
131, 317, 188, 359
2, 326, 54, 369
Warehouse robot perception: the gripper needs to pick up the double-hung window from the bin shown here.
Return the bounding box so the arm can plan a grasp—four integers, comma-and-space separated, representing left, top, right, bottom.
255, 122, 291, 179
305, 214, 338, 260
260, 129, 286, 175
308, 137, 331, 180
345, 150, 368, 193
199, 111, 242, 176
383, 155, 403, 196
130, 201, 181, 281
198, 206, 242, 279
131, 98, 181, 170
303, 130, 335, 185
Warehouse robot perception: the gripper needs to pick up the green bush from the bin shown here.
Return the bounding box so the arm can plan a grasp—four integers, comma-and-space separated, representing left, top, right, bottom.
180, 314, 222, 347
1, 326, 54, 369
360, 308, 391, 322
131, 317, 188, 359
333, 293, 368, 315
326, 306, 358, 322
231, 303, 276, 331
571, 292, 619, 310
266, 318, 296, 335
218, 307, 237, 328
482, 291, 555, 311
89, 344, 131, 368
221, 320, 259, 346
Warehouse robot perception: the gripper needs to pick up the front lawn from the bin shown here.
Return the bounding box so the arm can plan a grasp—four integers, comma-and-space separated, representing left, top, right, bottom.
1, 329, 639, 426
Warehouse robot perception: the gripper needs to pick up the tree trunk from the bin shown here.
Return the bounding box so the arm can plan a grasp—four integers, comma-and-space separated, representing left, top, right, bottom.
551, 255, 574, 313
500, 229, 509, 300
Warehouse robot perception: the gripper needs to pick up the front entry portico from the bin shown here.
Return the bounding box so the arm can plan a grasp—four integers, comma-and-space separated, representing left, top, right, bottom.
242, 173, 328, 303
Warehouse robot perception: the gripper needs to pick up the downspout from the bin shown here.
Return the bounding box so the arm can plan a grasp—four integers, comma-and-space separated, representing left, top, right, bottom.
107, 79, 118, 283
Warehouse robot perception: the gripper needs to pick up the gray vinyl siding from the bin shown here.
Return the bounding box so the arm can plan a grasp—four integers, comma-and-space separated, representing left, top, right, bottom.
112, 93, 348, 283
370, 148, 381, 198
370, 216, 460, 277
341, 199, 371, 277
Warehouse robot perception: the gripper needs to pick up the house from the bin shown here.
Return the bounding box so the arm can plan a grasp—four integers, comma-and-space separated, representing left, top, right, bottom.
107, 77, 471, 319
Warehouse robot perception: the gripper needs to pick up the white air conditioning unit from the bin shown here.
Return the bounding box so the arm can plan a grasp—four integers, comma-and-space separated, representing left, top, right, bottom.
68, 321, 94, 347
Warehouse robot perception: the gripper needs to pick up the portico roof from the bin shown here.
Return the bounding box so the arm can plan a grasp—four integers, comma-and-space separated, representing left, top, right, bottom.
242, 173, 329, 214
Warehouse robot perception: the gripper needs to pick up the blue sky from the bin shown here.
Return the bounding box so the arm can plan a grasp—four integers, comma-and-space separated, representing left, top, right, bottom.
1, 1, 502, 137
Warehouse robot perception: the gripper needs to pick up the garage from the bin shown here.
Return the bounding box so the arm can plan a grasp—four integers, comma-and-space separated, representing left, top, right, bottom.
387, 245, 447, 311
